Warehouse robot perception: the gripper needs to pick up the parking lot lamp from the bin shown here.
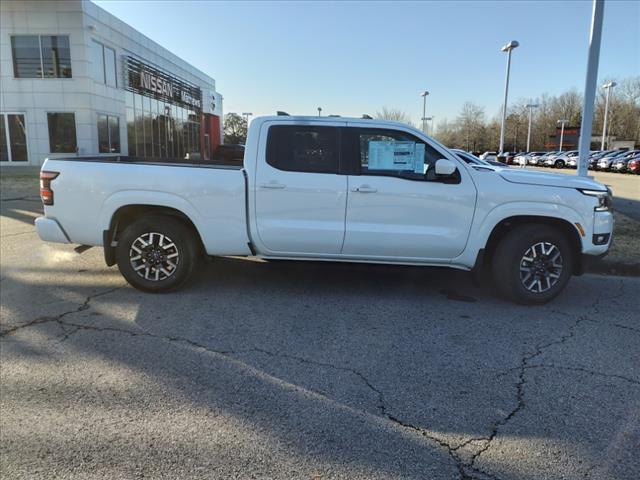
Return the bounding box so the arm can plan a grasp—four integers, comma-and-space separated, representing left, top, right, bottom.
525, 103, 538, 152
557, 119, 569, 151
317, 107, 322, 117
420, 91, 429, 134
499, 40, 519, 155
242, 112, 253, 126
601, 81, 617, 150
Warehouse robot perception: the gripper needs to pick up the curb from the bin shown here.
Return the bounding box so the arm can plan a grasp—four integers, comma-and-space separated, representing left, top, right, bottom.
586, 261, 640, 277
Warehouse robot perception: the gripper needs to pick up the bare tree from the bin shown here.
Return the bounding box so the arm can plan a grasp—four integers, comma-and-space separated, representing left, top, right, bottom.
376, 107, 415, 127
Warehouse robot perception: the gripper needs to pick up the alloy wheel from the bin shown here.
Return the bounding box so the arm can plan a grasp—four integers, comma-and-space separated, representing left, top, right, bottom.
129, 232, 179, 281
519, 241, 563, 293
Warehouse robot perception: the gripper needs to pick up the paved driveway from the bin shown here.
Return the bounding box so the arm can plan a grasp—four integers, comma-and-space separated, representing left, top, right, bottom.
1, 195, 639, 480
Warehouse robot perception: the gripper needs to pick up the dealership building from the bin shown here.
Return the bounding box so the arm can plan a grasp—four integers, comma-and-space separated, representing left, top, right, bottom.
0, 0, 223, 167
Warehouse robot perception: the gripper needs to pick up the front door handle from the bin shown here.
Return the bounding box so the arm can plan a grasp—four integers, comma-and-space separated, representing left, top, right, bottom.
352, 185, 377, 193
260, 182, 286, 189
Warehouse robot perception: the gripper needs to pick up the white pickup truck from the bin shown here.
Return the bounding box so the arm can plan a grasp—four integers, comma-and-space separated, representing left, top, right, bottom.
36, 115, 614, 304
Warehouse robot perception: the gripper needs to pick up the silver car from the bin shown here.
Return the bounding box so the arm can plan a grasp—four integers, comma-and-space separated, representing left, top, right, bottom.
549, 150, 578, 168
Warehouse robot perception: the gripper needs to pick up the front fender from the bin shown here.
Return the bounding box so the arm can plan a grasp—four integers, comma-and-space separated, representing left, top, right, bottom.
454, 201, 586, 268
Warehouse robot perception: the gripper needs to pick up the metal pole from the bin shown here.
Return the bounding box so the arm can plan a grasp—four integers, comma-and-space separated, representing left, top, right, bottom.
422, 95, 427, 134
526, 106, 533, 151
577, 0, 605, 177
601, 86, 611, 150
559, 122, 565, 151
499, 49, 512, 154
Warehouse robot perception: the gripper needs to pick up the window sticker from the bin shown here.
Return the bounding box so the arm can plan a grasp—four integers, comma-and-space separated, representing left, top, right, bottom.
368, 141, 424, 173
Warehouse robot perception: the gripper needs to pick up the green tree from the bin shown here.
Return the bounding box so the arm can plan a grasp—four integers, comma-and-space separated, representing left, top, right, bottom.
223, 113, 247, 144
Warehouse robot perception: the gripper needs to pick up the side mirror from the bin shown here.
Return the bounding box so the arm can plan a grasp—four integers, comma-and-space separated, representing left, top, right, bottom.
435, 159, 457, 176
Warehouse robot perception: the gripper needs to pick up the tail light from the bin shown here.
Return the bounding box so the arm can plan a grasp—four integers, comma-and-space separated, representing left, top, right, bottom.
40, 171, 59, 205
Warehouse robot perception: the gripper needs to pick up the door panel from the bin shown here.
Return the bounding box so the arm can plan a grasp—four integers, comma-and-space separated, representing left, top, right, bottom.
341, 126, 476, 260
343, 175, 476, 259
254, 123, 347, 254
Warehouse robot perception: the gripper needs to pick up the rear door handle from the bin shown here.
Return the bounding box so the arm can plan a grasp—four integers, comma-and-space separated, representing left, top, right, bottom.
260, 182, 286, 189
352, 185, 377, 193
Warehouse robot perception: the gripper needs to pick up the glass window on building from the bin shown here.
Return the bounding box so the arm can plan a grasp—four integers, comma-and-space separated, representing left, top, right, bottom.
47, 113, 77, 153
91, 40, 104, 84
40, 35, 72, 78
104, 46, 116, 87
126, 92, 136, 156
91, 40, 116, 86
97, 114, 120, 153
0, 114, 28, 162
11, 35, 71, 78
0, 117, 7, 162
126, 92, 201, 160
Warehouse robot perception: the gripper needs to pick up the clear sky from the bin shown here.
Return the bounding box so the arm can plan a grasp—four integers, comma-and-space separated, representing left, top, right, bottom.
95, 0, 639, 127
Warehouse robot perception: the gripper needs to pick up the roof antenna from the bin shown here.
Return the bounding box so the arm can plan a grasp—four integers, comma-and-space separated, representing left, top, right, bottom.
362, 114, 373, 119
276, 111, 290, 116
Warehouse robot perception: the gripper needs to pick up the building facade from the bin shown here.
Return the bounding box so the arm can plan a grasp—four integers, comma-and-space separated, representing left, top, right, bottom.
0, 0, 222, 167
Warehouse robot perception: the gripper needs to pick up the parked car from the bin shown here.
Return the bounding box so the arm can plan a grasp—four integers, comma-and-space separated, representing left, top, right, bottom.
551, 150, 579, 169
566, 151, 597, 169
588, 150, 613, 169
35, 115, 613, 304
536, 151, 557, 166
542, 151, 565, 168
452, 149, 508, 168
627, 156, 640, 174
596, 150, 630, 171
479, 151, 498, 162
611, 150, 640, 172
525, 152, 547, 165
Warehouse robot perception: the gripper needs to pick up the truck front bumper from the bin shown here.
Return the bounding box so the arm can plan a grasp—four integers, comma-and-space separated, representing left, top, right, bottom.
35, 217, 70, 244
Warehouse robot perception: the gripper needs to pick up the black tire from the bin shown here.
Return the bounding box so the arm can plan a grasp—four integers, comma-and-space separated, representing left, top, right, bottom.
492, 225, 573, 305
555, 160, 565, 169
116, 215, 198, 293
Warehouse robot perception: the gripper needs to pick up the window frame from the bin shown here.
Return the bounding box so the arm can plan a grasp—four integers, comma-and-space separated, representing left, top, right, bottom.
0, 112, 30, 163
11, 34, 72, 79
342, 126, 460, 183
266, 124, 341, 174
46, 112, 77, 154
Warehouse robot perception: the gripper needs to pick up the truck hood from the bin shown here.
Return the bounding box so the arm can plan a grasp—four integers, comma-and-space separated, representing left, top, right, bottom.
498, 168, 606, 191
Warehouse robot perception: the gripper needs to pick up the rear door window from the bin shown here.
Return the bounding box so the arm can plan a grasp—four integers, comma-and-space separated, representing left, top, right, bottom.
266, 125, 339, 174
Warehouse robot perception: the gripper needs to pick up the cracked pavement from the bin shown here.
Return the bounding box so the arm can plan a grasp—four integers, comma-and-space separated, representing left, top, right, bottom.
1, 197, 639, 479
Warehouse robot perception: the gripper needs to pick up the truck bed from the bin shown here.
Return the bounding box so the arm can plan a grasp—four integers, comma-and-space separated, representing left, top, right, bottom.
41, 156, 252, 256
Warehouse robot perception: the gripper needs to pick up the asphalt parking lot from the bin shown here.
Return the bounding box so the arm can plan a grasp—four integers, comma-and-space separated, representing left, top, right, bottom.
1, 176, 639, 480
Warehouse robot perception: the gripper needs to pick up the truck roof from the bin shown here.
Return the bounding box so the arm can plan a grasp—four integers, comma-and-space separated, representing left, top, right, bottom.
254, 115, 416, 129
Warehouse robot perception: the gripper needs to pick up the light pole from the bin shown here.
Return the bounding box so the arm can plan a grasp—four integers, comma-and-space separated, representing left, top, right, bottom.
525, 102, 538, 152
242, 112, 253, 126
499, 40, 519, 155
601, 81, 616, 150
317, 107, 322, 117
557, 119, 569, 151
420, 91, 429, 134
577, 0, 604, 177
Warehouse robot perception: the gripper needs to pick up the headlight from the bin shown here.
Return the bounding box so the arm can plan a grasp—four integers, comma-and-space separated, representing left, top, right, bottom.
579, 188, 613, 211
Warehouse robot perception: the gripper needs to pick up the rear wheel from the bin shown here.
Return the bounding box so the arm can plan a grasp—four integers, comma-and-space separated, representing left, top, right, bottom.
555, 160, 565, 169
116, 215, 198, 293
492, 225, 573, 304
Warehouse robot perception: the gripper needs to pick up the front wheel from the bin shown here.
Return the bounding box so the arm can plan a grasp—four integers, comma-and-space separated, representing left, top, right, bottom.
116, 215, 198, 293
555, 160, 565, 169
492, 225, 573, 304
